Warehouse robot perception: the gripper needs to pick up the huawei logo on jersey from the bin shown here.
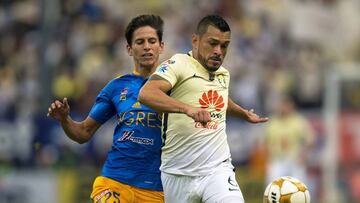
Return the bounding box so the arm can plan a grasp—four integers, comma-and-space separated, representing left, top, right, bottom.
199, 90, 224, 112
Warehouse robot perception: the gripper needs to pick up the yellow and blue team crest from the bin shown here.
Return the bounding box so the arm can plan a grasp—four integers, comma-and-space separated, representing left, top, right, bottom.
132, 101, 141, 108
120, 87, 129, 100
217, 74, 226, 88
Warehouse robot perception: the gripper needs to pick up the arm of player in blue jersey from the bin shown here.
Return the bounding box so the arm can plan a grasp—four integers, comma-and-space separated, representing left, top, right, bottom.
47, 97, 101, 144
227, 97, 269, 123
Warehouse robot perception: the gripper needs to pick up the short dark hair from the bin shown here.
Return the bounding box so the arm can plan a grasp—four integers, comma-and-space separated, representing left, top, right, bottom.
125, 14, 164, 45
196, 15, 230, 36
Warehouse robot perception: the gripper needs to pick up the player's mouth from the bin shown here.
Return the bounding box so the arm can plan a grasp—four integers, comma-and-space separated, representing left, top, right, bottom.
142, 53, 154, 59
209, 57, 221, 65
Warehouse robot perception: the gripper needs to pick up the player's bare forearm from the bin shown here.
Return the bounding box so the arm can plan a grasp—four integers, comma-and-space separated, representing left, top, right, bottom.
227, 97, 269, 123
227, 98, 248, 119
59, 116, 99, 144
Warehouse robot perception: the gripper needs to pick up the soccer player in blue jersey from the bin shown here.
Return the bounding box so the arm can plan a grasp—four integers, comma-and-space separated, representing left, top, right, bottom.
47, 15, 165, 203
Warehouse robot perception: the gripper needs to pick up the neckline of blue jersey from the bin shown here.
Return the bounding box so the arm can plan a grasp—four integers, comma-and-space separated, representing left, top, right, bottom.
132, 69, 141, 75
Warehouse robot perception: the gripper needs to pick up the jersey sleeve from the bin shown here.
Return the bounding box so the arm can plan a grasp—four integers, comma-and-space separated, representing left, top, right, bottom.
153, 58, 181, 87
89, 80, 117, 124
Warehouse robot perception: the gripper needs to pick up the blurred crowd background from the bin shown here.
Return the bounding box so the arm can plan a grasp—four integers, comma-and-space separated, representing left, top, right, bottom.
0, 0, 360, 202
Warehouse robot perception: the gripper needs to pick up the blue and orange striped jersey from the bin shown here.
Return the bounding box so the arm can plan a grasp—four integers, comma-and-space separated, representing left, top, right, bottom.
89, 72, 162, 191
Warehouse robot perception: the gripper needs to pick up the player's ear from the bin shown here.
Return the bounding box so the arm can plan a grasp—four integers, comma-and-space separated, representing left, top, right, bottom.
126, 44, 133, 56
159, 41, 164, 54
192, 34, 199, 50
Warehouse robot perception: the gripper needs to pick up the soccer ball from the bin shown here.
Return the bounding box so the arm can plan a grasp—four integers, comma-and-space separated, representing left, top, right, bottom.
263, 176, 310, 203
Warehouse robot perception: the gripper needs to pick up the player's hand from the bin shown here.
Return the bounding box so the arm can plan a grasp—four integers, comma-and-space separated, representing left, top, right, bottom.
245, 109, 269, 123
47, 98, 70, 122
184, 106, 211, 125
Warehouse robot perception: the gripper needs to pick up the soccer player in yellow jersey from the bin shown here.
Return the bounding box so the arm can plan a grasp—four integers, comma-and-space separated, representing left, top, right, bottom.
139, 15, 268, 203
264, 96, 314, 188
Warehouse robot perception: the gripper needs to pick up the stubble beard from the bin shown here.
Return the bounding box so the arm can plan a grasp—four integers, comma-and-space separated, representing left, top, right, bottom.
198, 54, 220, 72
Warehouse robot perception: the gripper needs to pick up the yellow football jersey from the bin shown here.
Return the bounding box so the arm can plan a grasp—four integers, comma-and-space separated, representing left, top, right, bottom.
153, 52, 232, 176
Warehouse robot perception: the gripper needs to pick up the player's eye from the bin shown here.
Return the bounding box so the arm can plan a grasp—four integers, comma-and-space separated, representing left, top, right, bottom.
221, 43, 229, 49
209, 41, 218, 46
148, 38, 157, 44
135, 39, 144, 45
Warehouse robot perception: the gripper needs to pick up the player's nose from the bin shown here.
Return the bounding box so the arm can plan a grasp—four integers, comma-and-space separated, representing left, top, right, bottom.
143, 41, 151, 50
213, 45, 222, 54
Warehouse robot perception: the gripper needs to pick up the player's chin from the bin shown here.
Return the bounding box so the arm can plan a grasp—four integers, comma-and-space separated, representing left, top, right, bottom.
140, 61, 156, 68
207, 61, 221, 71
206, 64, 221, 72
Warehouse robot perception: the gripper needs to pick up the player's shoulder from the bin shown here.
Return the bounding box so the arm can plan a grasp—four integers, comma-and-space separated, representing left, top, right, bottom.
105, 73, 137, 88
114, 73, 135, 80
111, 73, 137, 83
162, 53, 189, 66
155, 53, 189, 74
216, 66, 230, 76
173, 53, 191, 60
167, 53, 195, 66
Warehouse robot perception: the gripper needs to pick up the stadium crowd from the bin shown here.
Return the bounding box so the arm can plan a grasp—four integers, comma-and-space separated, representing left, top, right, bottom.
1, 0, 360, 202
